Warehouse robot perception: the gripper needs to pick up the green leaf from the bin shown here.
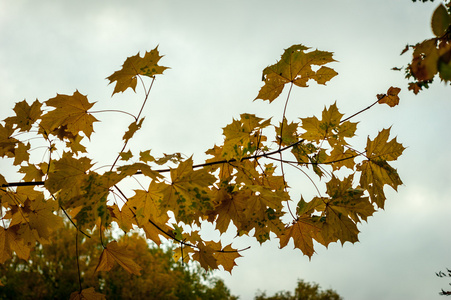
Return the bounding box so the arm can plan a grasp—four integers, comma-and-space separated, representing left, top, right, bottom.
431, 4, 451, 37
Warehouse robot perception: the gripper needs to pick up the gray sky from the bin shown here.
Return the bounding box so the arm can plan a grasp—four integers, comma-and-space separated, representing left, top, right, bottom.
1, 1, 450, 299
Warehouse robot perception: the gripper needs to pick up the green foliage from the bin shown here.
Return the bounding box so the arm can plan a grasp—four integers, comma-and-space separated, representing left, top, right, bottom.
254, 279, 342, 300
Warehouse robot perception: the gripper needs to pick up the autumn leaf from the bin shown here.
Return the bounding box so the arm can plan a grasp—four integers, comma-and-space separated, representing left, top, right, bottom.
256, 44, 337, 102
275, 118, 299, 146
213, 244, 241, 273
45, 152, 93, 204
159, 158, 216, 224
378, 86, 401, 107
40, 91, 99, 138
127, 181, 168, 225
108, 203, 135, 232
0, 227, 31, 263
66, 134, 87, 154
95, 241, 142, 275
123, 118, 145, 142
4, 99, 42, 132
207, 186, 248, 233
27, 197, 64, 243
107, 47, 168, 95
410, 39, 440, 82
279, 215, 323, 258
13, 142, 30, 166
301, 103, 357, 147
70, 287, 106, 300
119, 150, 133, 161
0, 123, 18, 158
193, 242, 218, 270
357, 128, 405, 208
139, 149, 155, 163
221, 113, 271, 160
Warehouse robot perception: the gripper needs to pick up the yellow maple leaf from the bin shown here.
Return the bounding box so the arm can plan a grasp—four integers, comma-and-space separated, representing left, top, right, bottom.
107, 47, 169, 95
4, 99, 42, 132
357, 128, 405, 208
279, 215, 322, 258
0, 123, 18, 158
193, 242, 219, 270
95, 241, 142, 275
45, 152, 93, 204
213, 244, 241, 273
256, 44, 337, 102
40, 91, 98, 138
159, 158, 215, 224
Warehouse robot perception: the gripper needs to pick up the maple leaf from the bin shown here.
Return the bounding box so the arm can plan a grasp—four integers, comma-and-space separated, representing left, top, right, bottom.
213, 244, 241, 273
123, 118, 145, 142
193, 242, 218, 270
69, 287, 106, 300
256, 44, 337, 102
117, 162, 162, 180
67, 171, 123, 227
221, 113, 270, 160
275, 118, 299, 146
4, 99, 42, 132
159, 158, 215, 224
107, 47, 169, 95
0, 123, 19, 158
378, 86, 401, 107
27, 197, 64, 243
108, 203, 135, 232
0, 226, 31, 263
324, 146, 357, 171
279, 215, 323, 258
13, 142, 30, 166
40, 91, 99, 138
357, 128, 405, 208
301, 103, 357, 147
127, 181, 168, 225
45, 152, 93, 204
66, 134, 87, 154
207, 186, 247, 233
95, 241, 142, 275
119, 150, 133, 161
139, 149, 155, 163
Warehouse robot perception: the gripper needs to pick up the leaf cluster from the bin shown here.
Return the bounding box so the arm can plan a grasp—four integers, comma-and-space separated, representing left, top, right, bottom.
398, 1, 451, 93
0, 44, 404, 296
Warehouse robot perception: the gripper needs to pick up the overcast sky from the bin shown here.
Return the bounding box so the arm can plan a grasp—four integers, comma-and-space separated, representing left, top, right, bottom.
1, 1, 451, 299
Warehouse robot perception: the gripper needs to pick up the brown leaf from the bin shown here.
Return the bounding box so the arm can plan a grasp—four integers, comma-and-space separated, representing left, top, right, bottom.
378, 86, 401, 107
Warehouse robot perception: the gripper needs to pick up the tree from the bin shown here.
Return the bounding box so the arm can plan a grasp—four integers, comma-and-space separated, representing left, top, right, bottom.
436, 269, 451, 296
254, 279, 342, 300
405, 1, 451, 296
0, 224, 237, 300
399, 0, 451, 93
0, 42, 405, 297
